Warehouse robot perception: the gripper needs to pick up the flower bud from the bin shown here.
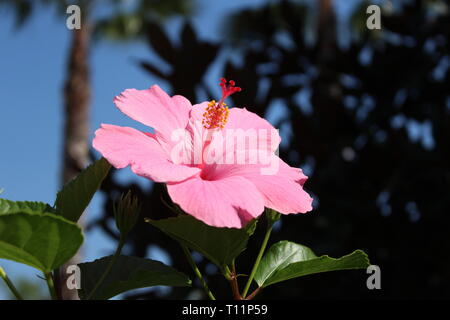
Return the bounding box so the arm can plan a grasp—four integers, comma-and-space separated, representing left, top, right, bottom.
266, 208, 281, 226
113, 191, 141, 237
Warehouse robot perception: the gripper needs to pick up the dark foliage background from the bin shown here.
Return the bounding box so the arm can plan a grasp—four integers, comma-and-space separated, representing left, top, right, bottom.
91, 0, 450, 299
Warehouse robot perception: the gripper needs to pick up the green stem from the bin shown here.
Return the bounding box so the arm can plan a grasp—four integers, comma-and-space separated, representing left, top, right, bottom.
241, 221, 274, 298
181, 245, 216, 300
86, 237, 125, 300
0, 266, 23, 300
44, 272, 57, 300
223, 265, 232, 280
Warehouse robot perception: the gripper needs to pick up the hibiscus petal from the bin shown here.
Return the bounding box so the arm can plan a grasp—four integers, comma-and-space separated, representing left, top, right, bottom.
167, 175, 265, 228
204, 156, 313, 215
114, 85, 192, 143
93, 124, 200, 183
226, 107, 281, 152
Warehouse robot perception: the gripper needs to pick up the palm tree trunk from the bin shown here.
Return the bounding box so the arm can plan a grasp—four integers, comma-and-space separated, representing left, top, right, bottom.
62, 27, 90, 182
58, 20, 91, 300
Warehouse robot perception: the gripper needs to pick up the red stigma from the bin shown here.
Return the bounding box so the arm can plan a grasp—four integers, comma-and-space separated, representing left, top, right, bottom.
219, 78, 241, 103
201, 78, 241, 129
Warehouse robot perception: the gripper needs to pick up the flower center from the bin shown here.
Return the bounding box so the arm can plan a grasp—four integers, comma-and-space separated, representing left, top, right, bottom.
202, 78, 241, 129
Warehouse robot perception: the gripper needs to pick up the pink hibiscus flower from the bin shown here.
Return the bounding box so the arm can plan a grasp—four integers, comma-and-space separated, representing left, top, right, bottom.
93, 78, 313, 228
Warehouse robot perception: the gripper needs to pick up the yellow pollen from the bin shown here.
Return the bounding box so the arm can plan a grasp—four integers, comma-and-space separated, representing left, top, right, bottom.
202, 100, 229, 129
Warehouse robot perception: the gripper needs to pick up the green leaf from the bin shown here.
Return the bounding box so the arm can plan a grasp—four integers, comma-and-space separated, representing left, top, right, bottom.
55, 158, 111, 222
78, 255, 191, 300
147, 215, 257, 268
0, 212, 83, 272
0, 198, 55, 215
254, 241, 370, 287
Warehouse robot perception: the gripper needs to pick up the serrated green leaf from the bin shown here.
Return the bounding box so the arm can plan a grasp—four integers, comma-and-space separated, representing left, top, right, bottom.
147, 215, 257, 268
55, 158, 111, 222
0, 198, 55, 215
0, 211, 83, 272
78, 255, 191, 300
255, 241, 370, 287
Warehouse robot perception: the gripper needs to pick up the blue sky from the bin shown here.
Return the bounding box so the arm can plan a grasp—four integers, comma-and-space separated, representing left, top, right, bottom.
0, 0, 365, 299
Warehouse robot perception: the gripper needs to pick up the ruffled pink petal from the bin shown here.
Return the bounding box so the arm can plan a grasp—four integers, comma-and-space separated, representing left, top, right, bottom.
167, 175, 265, 228
203, 156, 313, 215
93, 124, 200, 183
226, 107, 281, 152
114, 85, 192, 144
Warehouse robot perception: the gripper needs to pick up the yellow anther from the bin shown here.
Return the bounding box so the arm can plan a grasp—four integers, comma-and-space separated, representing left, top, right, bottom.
202, 100, 229, 129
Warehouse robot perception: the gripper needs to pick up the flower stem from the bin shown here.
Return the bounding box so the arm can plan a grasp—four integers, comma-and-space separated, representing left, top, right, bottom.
228, 261, 242, 300
44, 272, 57, 300
0, 266, 23, 300
241, 221, 274, 298
86, 237, 125, 300
245, 286, 262, 300
181, 245, 216, 300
